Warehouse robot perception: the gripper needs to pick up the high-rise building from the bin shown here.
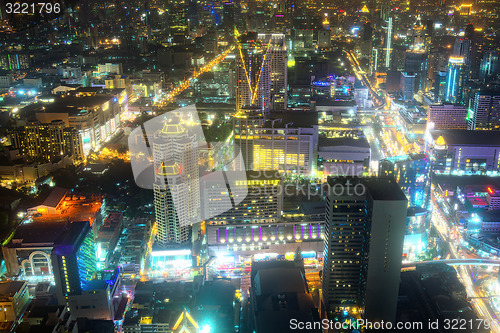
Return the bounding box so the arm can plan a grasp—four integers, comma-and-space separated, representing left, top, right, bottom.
9, 120, 83, 162
235, 32, 271, 114
479, 50, 500, 82
259, 33, 288, 112
383, 17, 393, 69
152, 119, 200, 246
433, 70, 446, 103
370, 48, 379, 75
400, 72, 416, 102
222, 2, 236, 31
186, 0, 199, 27
427, 104, 467, 130
445, 57, 466, 104
322, 177, 408, 322
404, 50, 428, 92
51, 221, 97, 306
453, 38, 472, 72
467, 91, 500, 130
380, 0, 390, 21
379, 154, 431, 210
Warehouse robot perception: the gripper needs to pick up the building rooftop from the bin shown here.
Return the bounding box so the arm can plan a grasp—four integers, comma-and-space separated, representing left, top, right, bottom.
326, 177, 408, 201
430, 130, 500, 147
364, 177, 409, 201
6, 222, 70, 248
476, 210, 500, 222
0, 281, 25, 297
314, 100, 356, 107
250, 260, 320, 333
382, 153, 429, 164
42, 187, 68, 208
268, 112, 319, 127
254, 267, 307, 295
52, 221, 91, 256
202, 170, 281, 183
20, 94, 115, 118
318, 135, 370, 148
196, 279, 235, 307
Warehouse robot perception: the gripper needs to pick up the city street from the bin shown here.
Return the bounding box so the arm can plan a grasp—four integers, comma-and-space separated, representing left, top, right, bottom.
432, 196, 500, 332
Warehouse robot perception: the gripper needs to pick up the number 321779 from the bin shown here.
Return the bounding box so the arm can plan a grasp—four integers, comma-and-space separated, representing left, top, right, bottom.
6, 2, 61, 14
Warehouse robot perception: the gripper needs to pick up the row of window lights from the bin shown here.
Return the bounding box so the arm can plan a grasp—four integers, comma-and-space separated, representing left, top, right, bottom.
219, 233, 324, 243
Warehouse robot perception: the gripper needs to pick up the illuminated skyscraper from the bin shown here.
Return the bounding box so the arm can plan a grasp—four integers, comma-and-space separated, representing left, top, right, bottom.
400, 72, 416, 102
380, 0, 390, 21
467, 91, 500, 130
152, 120, 200, 245
236, 32, 271, 114
261, 33, 288, 112
51, 221, 97, 305
322, 177, 407, 323
235, 32, 287, 113
433, 70, 446, 103
453, 39, 471, 70
379, 154, 431, 209
383, 17, 393, 69
370, 48, 379, 75
405, 50, 428, 92
479, 50, 500, 82
445, 56, 466, 104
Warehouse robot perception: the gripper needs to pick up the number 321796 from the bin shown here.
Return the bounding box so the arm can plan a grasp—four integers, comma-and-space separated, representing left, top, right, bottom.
6, 2, 61, 14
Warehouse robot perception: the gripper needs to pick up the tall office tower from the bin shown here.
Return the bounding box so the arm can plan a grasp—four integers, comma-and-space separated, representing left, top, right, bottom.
405, 50, 428, 92
258, 33, 288, 112
410, 15, 428, 50
467, 91, 500, 130
186, 0, 199, 28
322, 177, 408, 322
427, 104, 467, 130
453, 38, 472, 75
383, 17, 393, 69
400, 72, 416, 102
370, 48, 379, 75
152, 119, 200, 246
285, 0, 298, 29
235, 32, 271, 114
223, 2, 235, 31
445, 57, 466, 104
379, 154, 431, 209
433, 70, 447, 103
479, 50, 500, 82
51, 221, 97, 306
380, 0, 390, 21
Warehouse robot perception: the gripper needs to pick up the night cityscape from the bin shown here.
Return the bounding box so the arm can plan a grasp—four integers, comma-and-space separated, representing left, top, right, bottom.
0, 0, 499, 332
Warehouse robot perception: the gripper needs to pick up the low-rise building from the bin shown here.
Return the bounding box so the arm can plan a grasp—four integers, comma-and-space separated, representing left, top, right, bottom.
202, 171, 283, 226
425, 130, 500, 174
68, 269, 124, 321
0, 281, 30, 322
249, 259, 321, 333
318, 135, 370, 176
427, 104, 467, 130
